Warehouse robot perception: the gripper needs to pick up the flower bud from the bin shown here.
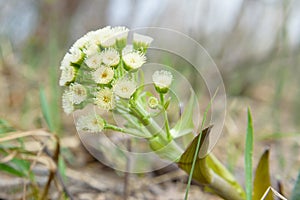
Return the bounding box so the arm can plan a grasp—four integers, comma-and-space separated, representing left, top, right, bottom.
133, 33, 153, 53
152, 70, 173, 94
148, 96, 159, 109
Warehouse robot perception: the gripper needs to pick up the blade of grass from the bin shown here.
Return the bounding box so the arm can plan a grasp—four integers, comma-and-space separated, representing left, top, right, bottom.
39, 87, 55, 133
48, 36, 61, 134
184, 88, 218, 200
245, 108, 254, 200
58, 155, 67, 182
0, 163, 25, 177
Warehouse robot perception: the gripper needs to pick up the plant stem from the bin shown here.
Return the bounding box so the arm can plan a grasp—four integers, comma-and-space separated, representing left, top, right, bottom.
208, 171, 245, 200
159, 93, 171, 141
105, 124, 148, 137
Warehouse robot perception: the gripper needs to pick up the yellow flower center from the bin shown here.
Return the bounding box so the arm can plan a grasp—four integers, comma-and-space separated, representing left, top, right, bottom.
101, 72, 108, 78
103, 95, 111, 103
75, 88, 85, 96
121, 87, 128, 93
130, 58, 136, 63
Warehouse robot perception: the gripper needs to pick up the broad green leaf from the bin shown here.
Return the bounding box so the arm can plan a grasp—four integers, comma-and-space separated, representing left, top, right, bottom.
245, 108, 254, 200
170, 91, 195, 138
39, 87, 55, 132
291, 170, 300, 200
178, 126, 213, 184
253, 149, 273, 200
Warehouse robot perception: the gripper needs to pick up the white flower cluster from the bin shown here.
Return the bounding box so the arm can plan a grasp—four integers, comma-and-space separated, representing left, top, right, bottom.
59, 26, 154, 133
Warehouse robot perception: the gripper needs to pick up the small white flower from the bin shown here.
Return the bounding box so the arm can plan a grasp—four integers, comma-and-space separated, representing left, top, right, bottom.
69, 83, 87, 104
113, 78, 136, 99
85, 54, 102, 69
59, 65, 76, 86
122, 51, 146, 71
92, 26, 116, 48
92, 66, 114, 84
148, 96, 159, 109
100, 48, 120, 67
152, 70, 173, 93
122, 45, 133, 55
83, 41, 99, 57
112, 26, 129, 40
62, 90, 74, 114
94, 87, 115, 110
69, 47, 84, 64
76, 114, 105, 133
133, 33, 153, 47
113, 27, 129, 49
60, 53, 72, 69
85, 30, 99, 45
72, 34, 90, 50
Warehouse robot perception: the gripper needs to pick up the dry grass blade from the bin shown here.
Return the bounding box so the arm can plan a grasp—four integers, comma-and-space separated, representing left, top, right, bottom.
0, 150, 17, 163
0, 129, 52, 143
24, 155, 57, 172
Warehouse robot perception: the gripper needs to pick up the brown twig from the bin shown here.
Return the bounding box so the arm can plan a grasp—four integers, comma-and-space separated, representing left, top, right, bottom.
42, 137, 75, 200
40, 135, 59, 200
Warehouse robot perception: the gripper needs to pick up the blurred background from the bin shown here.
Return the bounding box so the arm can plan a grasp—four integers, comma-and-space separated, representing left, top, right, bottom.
0, 0, 299, 199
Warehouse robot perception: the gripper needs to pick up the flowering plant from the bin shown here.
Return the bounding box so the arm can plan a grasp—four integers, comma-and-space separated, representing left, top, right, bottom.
58, 26, 280, 200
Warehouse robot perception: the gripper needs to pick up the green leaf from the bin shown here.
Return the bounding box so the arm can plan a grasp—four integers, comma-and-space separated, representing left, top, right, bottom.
58, 155, 67, 182
0, 158, 30, 177
170, 91, 195, 138
10, 158, 31, 176
245, 108, 254, 200
178, 126, 213, 184
291, 170, 300, 200
164, 97, 171, 110
253, 149, 273, 200
0, 163, 25, 177
40, 87, 55, 132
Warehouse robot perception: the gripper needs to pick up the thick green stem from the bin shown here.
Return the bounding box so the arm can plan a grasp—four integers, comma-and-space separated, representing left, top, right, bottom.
207, 154, 245, 198
128, 97, 183, 160
208, 171, 245, 200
